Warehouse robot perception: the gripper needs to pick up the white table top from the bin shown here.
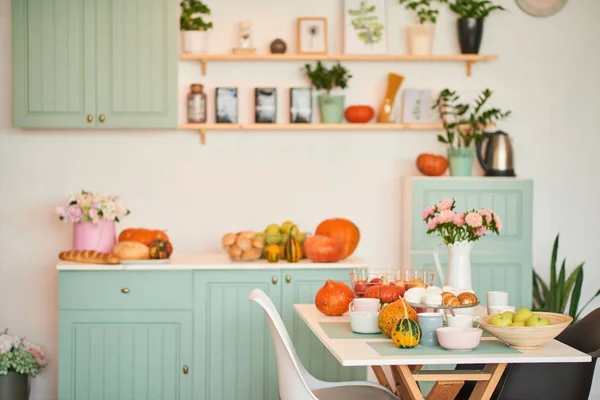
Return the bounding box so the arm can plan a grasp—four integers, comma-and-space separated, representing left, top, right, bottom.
294, 304, 592, 367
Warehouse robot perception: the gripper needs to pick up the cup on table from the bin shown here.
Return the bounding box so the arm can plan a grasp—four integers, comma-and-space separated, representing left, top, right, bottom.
446, 314, 480, 328
350, 298, 381, 313
488, 305, 515, 316
417, 312, 444, 346
486, 291, 509, 314
349, 312, 380, 334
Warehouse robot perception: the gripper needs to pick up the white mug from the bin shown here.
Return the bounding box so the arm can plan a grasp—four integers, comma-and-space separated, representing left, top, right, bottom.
488, 305, 515, 316
350, 311, 380, 334
350, 298, 380, 312
447, 314, 480, 328
486, 291, 509, 307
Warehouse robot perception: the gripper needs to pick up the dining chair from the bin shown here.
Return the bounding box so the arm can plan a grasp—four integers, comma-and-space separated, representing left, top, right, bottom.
249, 289, 399, 400
455, 307, 600, 400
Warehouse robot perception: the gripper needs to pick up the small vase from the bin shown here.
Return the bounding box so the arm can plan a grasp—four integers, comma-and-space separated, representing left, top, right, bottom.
73, 220, 117, 253
433, 240, 474, 290
0, 371, 29, 400
448, 147, 475, 176
407, 24, 435, 55
318, 94, 345, 123
182, 31, 209, 53
457, 18, 484, 54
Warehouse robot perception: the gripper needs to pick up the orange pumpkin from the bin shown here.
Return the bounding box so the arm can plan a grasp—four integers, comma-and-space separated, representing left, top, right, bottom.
364, 284, 405, 304
303, 235, 344, 263
378, 299, 418, 337
416, 154, 448, 176
315, 279, 354, 316
314, 218, 360, 260
118, 228, 170, 247
345, 105, 375, 123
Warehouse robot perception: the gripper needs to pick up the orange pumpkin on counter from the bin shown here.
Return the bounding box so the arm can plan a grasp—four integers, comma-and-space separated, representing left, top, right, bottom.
303, 235, 344, 263
345, 105, 375, 123
118, 228, 170, 247
315, 218, 360, 260
416, 153, 448, 176
315, 279, 354, 316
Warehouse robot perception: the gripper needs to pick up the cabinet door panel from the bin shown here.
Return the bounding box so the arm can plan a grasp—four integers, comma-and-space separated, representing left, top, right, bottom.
95, 0, 177, 128
281, 269, 367, 383
12, 0, 95, 128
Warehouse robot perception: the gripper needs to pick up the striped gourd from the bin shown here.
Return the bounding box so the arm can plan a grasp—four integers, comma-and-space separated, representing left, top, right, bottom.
284, 233, 303, 263
265, 244, 281, 263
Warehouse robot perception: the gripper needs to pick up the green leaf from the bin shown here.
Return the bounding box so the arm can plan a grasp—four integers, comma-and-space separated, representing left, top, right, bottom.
532, 272, 544, 309
569, 268, 584, 320
532, 270, 549, 311
556, 259, 566, 312
559, 264, 583, 313
549, 234, 559, 307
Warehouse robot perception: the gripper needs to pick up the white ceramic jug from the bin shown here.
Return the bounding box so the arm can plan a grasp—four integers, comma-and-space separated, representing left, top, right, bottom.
433, 240, 474, 289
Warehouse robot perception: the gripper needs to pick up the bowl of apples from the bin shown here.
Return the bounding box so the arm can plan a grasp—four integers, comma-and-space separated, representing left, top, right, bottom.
478, 308, 573, 350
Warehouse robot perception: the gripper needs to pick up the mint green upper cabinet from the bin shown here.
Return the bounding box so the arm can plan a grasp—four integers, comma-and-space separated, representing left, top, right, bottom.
12, 0, 95, 128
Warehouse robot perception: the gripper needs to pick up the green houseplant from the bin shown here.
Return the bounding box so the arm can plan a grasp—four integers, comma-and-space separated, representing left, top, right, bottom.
448, 0, 505, 54
303, 61, 352, 123
398, 0, 448, 55
533, 234, 600, 323
0, 330, 47, 400
180, 0, 213, 54
432, 88, 510, 176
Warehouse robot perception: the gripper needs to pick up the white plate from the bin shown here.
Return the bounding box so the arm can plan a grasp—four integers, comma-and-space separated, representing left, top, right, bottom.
120, 259, 171, 265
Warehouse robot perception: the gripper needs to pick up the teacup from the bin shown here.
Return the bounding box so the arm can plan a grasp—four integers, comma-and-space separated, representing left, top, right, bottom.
417, 312, 444, 346
349, 311, 380, 334
447, 314, 481, 328
350, 298, 381, 313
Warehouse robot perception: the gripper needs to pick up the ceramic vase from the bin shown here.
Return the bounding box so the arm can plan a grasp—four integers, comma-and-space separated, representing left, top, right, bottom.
433, 240, 474, 290
448, 147, 475, 176
0, 372, 29, 400
457, 18, 484, 54
182, 31, 209, 53
407, 24, 435, 55
318, 94, 345, 123
73, 219, 116, 253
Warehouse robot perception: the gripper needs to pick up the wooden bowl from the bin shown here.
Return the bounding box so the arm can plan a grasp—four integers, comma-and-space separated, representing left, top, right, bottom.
478, 312, 573, 350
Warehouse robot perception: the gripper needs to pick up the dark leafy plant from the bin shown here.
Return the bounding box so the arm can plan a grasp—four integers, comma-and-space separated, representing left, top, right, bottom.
180, 0, 213, 31
398, 0, 449, 24
432, 88, 511, 147
533, 234, 600, 323
302, 61, 352, 95
449, 0, 505, 19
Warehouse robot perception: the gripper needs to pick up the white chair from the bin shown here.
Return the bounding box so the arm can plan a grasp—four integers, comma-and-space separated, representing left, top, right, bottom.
249, 288, 399, 400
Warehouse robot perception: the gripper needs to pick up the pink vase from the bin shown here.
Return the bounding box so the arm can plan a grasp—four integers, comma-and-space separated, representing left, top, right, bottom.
73, 220, 117, 253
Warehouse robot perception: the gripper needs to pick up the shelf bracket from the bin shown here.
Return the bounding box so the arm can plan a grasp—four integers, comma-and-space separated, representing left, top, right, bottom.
198, 128, 206, 145
201, 59, 207, 76
466, 61, 475, 77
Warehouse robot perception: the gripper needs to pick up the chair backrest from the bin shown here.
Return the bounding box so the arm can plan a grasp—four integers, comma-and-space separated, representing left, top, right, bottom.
249, 289, 318, 400
557, 307, 600, 356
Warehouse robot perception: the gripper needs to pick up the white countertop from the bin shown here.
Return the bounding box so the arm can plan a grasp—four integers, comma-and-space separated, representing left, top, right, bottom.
56, 252, 370, 271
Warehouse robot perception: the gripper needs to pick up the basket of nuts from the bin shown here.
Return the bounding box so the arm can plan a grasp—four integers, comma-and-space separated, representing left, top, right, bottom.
221, 231, 264, 261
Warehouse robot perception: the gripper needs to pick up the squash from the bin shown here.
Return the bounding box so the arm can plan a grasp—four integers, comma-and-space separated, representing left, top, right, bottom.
314, 218, 360, 260
364, 284, 405, 304
303, 235, 344, 263
345, 105, 375, 123
391, 299, 421, 348
149, 239, 173, 259
378, 299, 419, 337
118, 228, 170, 247
284, 231, 303, 263
315, 279, 354, 316
265, 244, 281, 263
416, 154, 448, 176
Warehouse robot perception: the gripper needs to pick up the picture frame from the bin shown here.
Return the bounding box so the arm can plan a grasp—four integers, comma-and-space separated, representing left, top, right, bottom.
402, 89, 437, 123
289, 88, 313, 123
255, 88, 277, 123
215, 88, 238, 123
343, 0, 388, 55
297, 17, 328, 55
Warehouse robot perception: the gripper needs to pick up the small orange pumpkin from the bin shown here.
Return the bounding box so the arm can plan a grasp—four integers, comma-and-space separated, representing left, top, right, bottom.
315, 279, 354, 316
378, 299, 419, 337
314, 218, 360, 260
416, 154, 448, 176
345, 105, 375, 123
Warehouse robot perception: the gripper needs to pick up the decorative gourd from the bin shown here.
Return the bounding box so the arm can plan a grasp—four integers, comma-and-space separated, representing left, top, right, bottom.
149, 239, 173, 259
416, 154, 448, 176
345, 105, 375, 123
364, 284, 405, 304
391, 299, 421, 348
378, 299, 419, 337
303, 235, 344, 263
284, 231, 303, 263
265, 244, 281, 263
314, 218, 360, 260
118, 228, 170, 247
315, 279, 354, 316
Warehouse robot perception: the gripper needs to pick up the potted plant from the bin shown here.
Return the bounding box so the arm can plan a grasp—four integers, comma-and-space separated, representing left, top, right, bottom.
432, 88, 511, 176
398, 0, 448, 55
180, 0, 213, 54
302, 61, 352, 123
0, 330, 47, 400
448, 0, 505, 54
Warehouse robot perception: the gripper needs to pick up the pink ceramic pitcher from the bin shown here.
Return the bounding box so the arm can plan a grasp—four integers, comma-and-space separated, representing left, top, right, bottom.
73, 220, 116, 253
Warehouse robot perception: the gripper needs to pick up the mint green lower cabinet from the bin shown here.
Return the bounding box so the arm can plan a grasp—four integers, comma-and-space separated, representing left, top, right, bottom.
58, 310, 192, 400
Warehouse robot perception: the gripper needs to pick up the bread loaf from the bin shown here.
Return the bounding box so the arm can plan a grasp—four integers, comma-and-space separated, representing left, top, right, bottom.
112, 241, 150, 260
59, 250, 121, 265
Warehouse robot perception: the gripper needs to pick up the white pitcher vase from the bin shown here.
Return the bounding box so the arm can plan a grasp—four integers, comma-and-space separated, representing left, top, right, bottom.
433, 240, 474, 289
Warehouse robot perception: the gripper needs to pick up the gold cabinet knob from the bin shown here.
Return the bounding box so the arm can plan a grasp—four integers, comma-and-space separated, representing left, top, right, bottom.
87, 114, 93, 123
285, 275, 292, 283
99, 114, 105, 123
183, 365, 189, 374
121, 288, 130, 294
272, 276, 278, 285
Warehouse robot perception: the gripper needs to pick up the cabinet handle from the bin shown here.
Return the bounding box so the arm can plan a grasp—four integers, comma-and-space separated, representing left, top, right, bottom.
121, 288, 130, 294
87, 114, 93, 123
99, 114, 105, 123
272, 276, 278, 285
285, 275, 292, 283
183, 365, 189, 374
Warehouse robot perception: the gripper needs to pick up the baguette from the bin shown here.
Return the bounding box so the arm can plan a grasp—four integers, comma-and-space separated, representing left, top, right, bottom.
59, 250, 121, 265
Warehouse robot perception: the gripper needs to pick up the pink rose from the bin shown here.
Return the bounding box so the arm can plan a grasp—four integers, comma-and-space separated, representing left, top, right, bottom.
454, 212, 465, 227
437, 198, 454, 211
475, 226, 487, 236
465, 212, 483, 228
422, 206, 435, 220
27, 346, 47, 367
89, 208, 99, 224
493, 213, 502, 231
437, 210, 455, 224
66, 205, 83, 223
477, 209, 493, 224
426, 218, 439, 230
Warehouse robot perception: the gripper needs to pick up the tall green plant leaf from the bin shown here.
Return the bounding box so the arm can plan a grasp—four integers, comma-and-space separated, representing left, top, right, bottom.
549, 234, 559, 310
532, 272, 544, 309
556, 259, 566, 311
569, 268, 584, 320
559, 264, 583, 313
532, 270, 550, 310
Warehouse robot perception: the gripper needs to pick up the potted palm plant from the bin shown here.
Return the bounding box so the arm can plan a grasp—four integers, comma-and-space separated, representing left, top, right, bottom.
432, 88, 511, 176
180, 0, 213, 53
398, 0, 448, 55
0, 330, 47, 400
302, 61, 352, 123
448, 0, 505, 54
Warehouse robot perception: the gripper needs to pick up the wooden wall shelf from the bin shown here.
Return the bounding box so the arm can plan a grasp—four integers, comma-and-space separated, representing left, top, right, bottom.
180, 53, 499, 77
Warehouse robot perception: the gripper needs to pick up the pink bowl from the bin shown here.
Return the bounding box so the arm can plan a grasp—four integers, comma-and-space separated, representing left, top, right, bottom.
436, 327, 482, 351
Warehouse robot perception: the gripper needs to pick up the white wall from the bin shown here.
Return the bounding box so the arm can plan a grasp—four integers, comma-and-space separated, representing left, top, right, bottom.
1, 0, 599, 398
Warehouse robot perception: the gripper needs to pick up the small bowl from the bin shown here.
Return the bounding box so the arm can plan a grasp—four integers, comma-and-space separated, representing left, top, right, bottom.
436, 327, 482, 351
349, 311, 380, 334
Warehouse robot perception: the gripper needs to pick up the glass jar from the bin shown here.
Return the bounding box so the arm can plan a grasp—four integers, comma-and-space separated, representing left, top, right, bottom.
187, 84, 207, 123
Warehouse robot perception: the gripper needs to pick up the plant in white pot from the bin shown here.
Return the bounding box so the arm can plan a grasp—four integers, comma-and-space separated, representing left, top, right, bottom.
432, 88, 510, 176
398, 0, 448, 55
449, 0, 505, 54
180, 0, 213, 54
0, 330, 47, 400
302, 61, 352, 124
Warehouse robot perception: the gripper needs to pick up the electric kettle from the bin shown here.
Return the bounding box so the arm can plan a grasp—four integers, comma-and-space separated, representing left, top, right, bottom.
476, 131, 516, 177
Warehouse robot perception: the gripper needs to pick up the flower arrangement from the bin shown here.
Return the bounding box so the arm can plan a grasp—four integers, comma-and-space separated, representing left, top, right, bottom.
422, 198, 501, 244
0, 330, 47, 376
56, 190, 130, 224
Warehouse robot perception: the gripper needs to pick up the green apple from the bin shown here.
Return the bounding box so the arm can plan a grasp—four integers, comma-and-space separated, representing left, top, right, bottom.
280, 221, 295, 234
514, 307, 534, 323
288, 225, 300, 237
510, 321, 525, 327
265, 224, 281, 245
296, 231, 307, 244
502, 311, 515, 322
489, 313, 512, 327
525, 315, 550, 327
279, 234, 290, 244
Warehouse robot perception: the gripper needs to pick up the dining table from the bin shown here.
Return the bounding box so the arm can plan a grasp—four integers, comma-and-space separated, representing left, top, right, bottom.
294, 304, 592, 400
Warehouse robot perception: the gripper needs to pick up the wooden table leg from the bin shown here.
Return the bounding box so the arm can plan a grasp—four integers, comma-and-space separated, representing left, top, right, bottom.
426, 381, 464, 400
468, 364, 507, 400
372, 366, 394, 393
393, 365, 425, 400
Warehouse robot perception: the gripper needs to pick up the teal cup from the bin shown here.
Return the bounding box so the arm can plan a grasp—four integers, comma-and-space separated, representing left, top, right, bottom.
418, 312, 443, 346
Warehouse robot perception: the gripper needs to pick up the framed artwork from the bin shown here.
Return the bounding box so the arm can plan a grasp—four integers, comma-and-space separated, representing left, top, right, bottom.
402, 89, 436, 123
289, 88, 313, 123
343, 0, 388, 55
255, 88, 277, 123
297, 17, 328, 54
215, 88, 238, 123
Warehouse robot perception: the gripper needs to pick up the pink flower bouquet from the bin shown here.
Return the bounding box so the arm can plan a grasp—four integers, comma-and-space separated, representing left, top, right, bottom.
422, 198, 501, 244
56, 190, 130, 224
0, 329, 47, 376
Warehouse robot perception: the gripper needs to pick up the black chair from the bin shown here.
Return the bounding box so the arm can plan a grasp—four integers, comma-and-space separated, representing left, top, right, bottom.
454, 307, 600, 400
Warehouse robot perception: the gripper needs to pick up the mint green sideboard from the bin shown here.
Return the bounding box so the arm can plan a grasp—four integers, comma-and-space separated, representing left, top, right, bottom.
59, 268, 365, 400
12, 0, 178, 129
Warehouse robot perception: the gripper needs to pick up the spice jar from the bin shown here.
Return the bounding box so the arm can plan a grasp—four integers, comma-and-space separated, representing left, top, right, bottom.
187, 84, 207, 123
